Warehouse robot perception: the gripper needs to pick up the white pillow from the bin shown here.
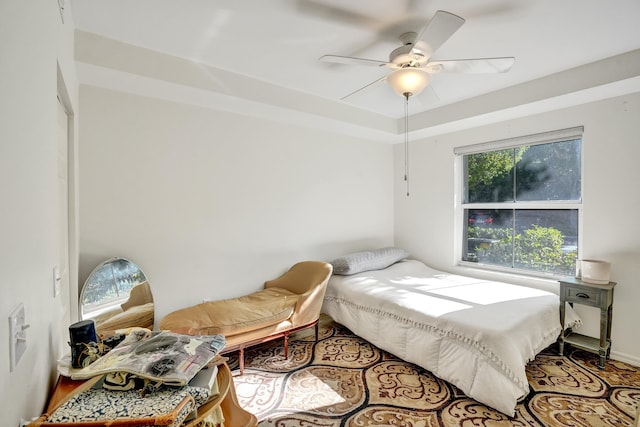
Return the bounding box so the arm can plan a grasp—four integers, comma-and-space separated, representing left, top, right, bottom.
330, 247, 409, 275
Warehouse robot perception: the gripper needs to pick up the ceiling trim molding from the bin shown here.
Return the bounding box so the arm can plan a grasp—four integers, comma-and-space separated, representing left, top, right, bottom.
75, 30, 640, 143
76, 62, 399, 142
409, 49, 640, 133
75, 30, 397, 138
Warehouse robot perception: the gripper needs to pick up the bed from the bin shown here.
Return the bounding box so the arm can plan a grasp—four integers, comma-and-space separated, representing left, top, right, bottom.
322, 250, 570, 416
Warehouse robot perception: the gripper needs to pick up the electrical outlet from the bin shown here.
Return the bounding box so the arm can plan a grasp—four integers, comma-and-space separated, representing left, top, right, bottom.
9, 303, 28, 372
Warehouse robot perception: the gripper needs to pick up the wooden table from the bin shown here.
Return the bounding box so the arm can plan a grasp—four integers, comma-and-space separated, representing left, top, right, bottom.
34, 362, 257, 427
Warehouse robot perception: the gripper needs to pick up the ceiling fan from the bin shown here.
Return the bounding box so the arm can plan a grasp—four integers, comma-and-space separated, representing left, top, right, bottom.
320, 10, 515, 100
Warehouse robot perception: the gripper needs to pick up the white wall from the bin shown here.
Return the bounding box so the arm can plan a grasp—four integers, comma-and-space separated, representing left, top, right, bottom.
395, 92, 640, 365
0, 0, 79, 424
78, 86, 395, 322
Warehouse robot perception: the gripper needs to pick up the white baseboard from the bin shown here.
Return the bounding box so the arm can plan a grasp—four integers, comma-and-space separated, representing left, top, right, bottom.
611, 350, 640, 367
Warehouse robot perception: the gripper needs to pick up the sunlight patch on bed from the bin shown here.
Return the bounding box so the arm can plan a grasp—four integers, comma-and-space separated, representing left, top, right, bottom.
394, 292, 473, 316
388, 273, 552, 306
428, 282, 552, 305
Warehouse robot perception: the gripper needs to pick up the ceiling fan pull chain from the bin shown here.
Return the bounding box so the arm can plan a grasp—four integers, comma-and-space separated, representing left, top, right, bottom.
404, 93, 410, 197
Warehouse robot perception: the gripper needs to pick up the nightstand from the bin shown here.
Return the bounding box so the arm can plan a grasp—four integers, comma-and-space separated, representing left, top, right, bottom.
558, 276, 616, 369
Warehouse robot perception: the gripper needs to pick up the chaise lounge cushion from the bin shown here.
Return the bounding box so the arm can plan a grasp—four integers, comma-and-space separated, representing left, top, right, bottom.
160, 287, 299, 337
96, 302, 155, 335
160, 261, 333, 374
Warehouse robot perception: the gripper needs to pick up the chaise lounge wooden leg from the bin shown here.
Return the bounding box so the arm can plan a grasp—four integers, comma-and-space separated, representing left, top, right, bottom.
284, 332, 289, 359
223, 319, 323, 376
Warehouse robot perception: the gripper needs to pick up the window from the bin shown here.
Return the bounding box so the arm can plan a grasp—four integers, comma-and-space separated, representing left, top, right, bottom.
456, 127, 582, 276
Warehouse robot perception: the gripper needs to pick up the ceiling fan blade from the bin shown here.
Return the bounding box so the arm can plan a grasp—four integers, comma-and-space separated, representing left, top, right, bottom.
297, 0, 384, 30
341, 75, 387, 100
413, 10, 465, 59
427, 57, 515, 74
320, 54, 390, 67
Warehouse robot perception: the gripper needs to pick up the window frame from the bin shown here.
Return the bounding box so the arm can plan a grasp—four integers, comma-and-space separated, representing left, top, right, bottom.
454, 126, 583, 278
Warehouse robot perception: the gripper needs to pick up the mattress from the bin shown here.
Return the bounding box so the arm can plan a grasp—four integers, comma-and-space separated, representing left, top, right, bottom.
321, 259, 563, 416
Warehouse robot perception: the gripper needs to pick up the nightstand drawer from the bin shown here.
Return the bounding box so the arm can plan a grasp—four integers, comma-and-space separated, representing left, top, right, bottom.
564, 285, 601, 307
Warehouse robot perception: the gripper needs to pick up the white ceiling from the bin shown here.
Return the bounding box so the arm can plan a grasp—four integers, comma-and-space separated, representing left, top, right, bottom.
69, 0, 640, 141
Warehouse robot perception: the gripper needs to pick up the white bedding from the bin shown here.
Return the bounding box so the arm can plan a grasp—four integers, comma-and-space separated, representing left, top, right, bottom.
321, 259, 563, 416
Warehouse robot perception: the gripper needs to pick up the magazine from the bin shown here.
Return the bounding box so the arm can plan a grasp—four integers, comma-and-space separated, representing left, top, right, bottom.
71, 330, 226, 386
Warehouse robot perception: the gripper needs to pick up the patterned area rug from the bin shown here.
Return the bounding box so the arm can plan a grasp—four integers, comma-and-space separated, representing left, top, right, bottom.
227, 315, 640, 426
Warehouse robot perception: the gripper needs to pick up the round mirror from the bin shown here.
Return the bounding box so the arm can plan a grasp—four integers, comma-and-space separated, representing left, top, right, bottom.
80, 257, 154, 336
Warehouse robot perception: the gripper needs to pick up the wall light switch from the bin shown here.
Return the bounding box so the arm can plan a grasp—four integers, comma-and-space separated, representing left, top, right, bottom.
9, 303, 28, 372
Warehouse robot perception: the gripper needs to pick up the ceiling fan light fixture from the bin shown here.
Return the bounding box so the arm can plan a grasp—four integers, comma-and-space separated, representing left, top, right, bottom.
386, 67, 431, 97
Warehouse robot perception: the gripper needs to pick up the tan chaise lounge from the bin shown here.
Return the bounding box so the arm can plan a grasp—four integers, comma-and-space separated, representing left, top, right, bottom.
159, 260, 333, 373
93, 281, 155, 336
